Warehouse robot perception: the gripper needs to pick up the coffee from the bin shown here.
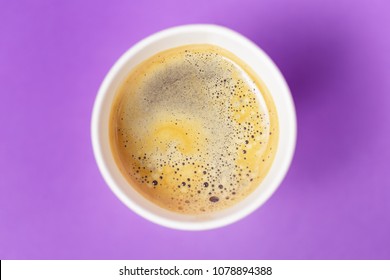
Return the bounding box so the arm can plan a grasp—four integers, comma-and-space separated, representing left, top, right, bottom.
109, 44, 278, 214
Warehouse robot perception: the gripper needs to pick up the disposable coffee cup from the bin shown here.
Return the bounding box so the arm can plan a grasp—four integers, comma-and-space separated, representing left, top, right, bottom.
91, 24, 296, 230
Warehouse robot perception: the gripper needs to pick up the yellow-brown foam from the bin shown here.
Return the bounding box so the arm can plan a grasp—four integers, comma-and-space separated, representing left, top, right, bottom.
110, 44, 278, 214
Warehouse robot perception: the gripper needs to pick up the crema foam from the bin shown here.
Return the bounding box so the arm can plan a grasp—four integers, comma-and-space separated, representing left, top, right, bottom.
110, 44, 278, 214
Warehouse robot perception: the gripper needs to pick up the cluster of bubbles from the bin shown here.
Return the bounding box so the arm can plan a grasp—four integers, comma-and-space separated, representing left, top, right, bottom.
113, 45, 276, 214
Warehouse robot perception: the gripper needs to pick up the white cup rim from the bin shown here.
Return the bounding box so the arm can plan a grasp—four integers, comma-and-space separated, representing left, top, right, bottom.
91, 24, 297, 231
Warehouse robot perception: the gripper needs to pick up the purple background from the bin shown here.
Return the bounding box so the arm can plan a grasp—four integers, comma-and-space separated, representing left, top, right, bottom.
1, 0, 389, 260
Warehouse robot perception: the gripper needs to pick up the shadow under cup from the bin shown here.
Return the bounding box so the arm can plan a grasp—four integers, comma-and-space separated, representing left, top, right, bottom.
91, 25, 296, 230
